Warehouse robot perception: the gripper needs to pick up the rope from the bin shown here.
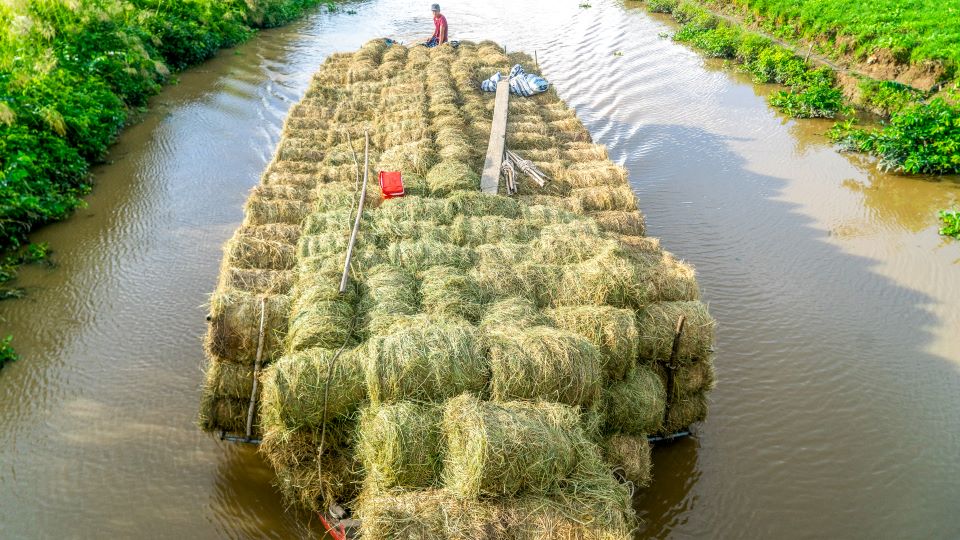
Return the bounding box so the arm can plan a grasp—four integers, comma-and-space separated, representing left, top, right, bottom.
500, 157, 516, 194
244, 296, 268, 440
318, 130, 368, 490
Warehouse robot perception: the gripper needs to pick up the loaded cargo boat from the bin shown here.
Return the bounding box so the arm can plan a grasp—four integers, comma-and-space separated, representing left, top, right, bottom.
198, 39, 716, 538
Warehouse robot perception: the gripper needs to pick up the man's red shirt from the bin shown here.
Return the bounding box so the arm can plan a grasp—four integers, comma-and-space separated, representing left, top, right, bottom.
432, 14, 448, 44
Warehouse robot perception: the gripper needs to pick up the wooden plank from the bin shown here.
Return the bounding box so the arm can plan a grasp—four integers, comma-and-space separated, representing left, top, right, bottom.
480, 80, 510, 194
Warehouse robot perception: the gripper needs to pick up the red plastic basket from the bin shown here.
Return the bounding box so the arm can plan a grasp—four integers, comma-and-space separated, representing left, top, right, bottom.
378, 171, 405, 199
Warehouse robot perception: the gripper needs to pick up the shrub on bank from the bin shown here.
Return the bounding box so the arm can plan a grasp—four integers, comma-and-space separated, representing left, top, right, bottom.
0, 0, 333, 276
830, 99, 960, 174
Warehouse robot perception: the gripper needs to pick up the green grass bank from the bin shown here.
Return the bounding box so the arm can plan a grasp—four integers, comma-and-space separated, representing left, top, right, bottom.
634, 0, 960, 178
0, 0, 337, 290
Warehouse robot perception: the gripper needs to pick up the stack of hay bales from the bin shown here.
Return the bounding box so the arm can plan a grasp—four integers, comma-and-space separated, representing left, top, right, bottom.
199, 39, 715, 537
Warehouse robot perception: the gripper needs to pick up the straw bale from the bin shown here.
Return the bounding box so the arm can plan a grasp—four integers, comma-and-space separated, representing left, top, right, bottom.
603, 433, 652, 488
421, 265, 485, 322
449, 214, 537, 246
605, 365, 666, 435
554, 250, 652, 309
661, 392, 708, 433
242, 198, 311, 226
370, 218, 451, 247
571, 185, 638, 212
249, 183, 316, 201
260, 422, 359, 510
592, 210, 646, 236
205, 290, 291, 364
224, 231, 297, 270
202, 359, 255, 400
642, 251, 700, 302
546, 305, 639, 381
563, 162, 628, 188
361, 264, 420, 334
259, 347, 367, 429
382, 44, 408, 64
426, 160, 480, 196
515, 148, 562, 163
443, 394, 587, 498
198, 396, 251, 433
358, 487, 634, 540
520, 204, 582, 226
618, 233, 660, 254
479, 297, 549, 331
530, 222, 610, 264
550, 118, 592, 142
487, 326, 602, 407
443, 191, 523, 220
375, 196, 450, 225
657, 358, 716, 399
221, 268, 294, 294
378, 140, 436, 176
636, 301, 715, 363
302, 208, 358, 235
386, 239, 475, 276
507, 131, 554, 150
358, 402, 444, 491
296, 231, 352, 260
518, 194, 585, 214
472, 243, 563, 306
286, 299, 357, 352
564, 142, 609, 162
364, 315, 488, 404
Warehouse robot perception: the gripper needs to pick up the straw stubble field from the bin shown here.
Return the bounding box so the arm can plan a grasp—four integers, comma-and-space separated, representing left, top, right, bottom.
199, 39, 716, 538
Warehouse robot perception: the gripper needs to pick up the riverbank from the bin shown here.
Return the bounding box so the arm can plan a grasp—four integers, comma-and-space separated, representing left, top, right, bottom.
631, 0, 960, 182
0, 0, 338, 299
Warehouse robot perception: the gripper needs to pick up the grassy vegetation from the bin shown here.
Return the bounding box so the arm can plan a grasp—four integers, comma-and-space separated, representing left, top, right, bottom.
0, 0, 335, 290
0, 335, 16, 369
714, 0, 960, 74
940, 209, 960, 239
642, 0, 960, 175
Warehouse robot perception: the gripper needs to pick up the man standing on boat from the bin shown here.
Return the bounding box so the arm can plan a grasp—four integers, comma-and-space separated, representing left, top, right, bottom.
424, 4, 448, 47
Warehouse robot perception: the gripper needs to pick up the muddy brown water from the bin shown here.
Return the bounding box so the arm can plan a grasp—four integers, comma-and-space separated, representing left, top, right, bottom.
2, 1, 959, 538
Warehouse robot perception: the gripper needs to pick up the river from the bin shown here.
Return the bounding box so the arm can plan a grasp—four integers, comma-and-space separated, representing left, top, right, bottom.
1, 1, 959, 538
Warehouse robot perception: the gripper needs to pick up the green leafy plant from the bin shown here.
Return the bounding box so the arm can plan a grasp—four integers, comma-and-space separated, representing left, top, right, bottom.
939, 209, 960, 239
830, 99, 960, 174
0, 335, 16, 369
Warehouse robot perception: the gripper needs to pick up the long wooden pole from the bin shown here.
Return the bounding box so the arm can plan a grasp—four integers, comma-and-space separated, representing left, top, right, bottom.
339, 130, 369, 294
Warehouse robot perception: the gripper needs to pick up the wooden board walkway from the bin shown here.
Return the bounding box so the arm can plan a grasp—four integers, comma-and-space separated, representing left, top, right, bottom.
480, 80, 510, 194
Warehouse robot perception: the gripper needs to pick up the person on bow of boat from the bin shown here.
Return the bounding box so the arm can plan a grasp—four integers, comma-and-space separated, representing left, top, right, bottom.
424, 4, 448, 47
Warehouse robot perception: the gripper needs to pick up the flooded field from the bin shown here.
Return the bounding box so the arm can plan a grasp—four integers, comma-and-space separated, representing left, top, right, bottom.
1, 0, 958, 537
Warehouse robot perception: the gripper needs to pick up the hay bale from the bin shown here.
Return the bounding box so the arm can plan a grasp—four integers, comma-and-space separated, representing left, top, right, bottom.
364, 315, 488, 404
358, 402, 444, 491
201, 359, 254, 400
641, 251, 701, 302
605, 365, 666, 436
442, 394, 585, 498
426, 160, 480, 196
636, 301, 715, 363
198, 396, 251, 433
356, 489, 498, 540
296, 231, 353, 259
563, 142, 609, 162
205, 291, 291, 364
658, 358, 717, 400
260, 422, 360, 510
546, 305, 639, 381
571, 186, 638, 212
370, 218, 451, 247
287, 270, 358, 352
449, 214, 537, 246
562, 163, 628, 188
421, 265, 485, 322
554, 250, 652, 309
530, 222, 610, 264
603, 433, 652, 488
521, 204, 582, 227
375, 196, 451, 225
592, 210, 646, 236
242, 198, 312, 226
361, 264, 420, 334
472, 243, 563, 307
259, 347, 367, 429
220, 268, 294, 294
662, 392, 709, 434
224, 226, 299, 270
479, 297, 550, 331
378, 140, 436, 176
442, 191, 523, 220
386, 239, 475, 276
487, 326, 602, 407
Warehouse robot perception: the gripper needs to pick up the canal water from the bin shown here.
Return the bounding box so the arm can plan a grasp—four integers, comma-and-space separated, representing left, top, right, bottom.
2, 1, 958, 538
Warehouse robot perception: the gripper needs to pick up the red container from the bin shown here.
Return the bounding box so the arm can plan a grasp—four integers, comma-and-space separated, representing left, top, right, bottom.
379, 171, 405, 199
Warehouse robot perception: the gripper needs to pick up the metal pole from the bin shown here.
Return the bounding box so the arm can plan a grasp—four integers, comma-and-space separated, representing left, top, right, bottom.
339, 130, 369, 294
